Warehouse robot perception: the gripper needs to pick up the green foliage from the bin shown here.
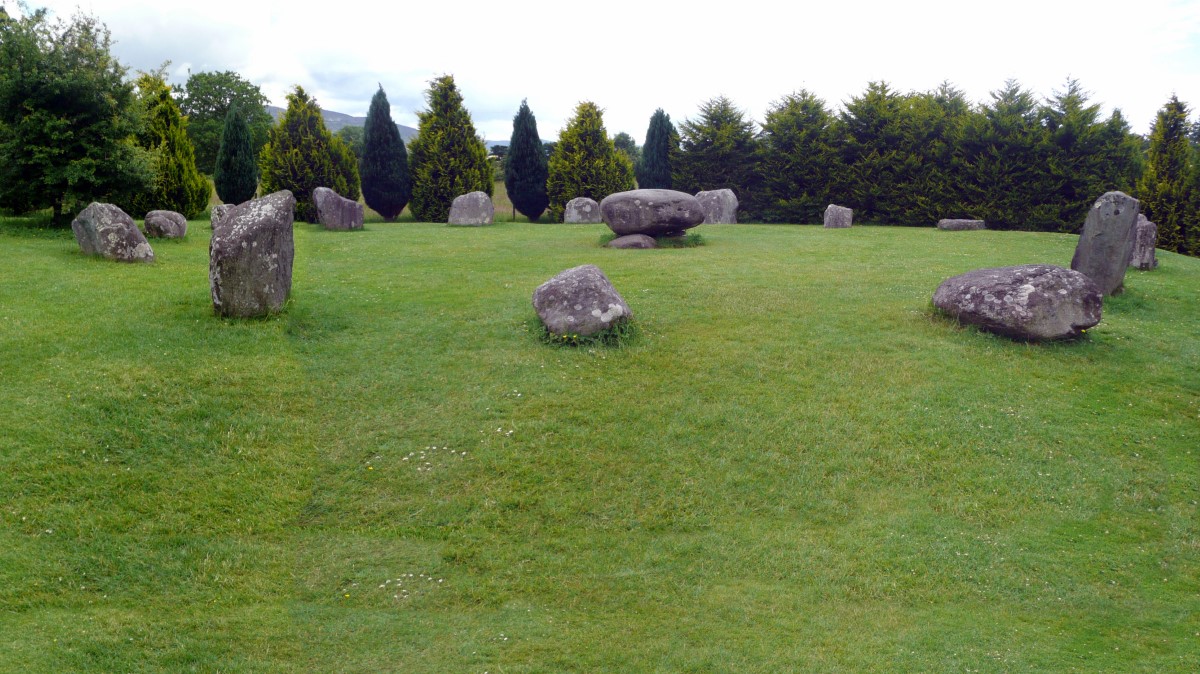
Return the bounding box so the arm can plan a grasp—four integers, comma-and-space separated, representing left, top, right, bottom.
636, 108, 677, 189
359, 87, 410, 221
546, 101, 635, 222
127, 71, 210, 218
0, 7, 152, 224
504, 99, 549, 221
337, 126, 364, 160
408, 75, 492, 223
178, 70, 273, 174
756, 90, 836, 223
258, 85, 359, 222
1137, 95, 1193, 253
213, 102, 259, 204
535, 314, 639, 348
612, 131, 641, 167
673, 97, 759, 218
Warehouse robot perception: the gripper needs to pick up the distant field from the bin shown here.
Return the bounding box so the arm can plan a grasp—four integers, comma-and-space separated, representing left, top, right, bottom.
1, 218, 1197, 672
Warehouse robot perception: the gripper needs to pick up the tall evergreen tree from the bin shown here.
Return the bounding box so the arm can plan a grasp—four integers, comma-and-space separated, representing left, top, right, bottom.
504, 99, 549, 221
360, 86, 410, 220
1138, 95, 1193, 253
408, 75, 492, 223
673, 97, 760, 217
126, 71, 210, 218
213, 102, 258, 204
756, 90, 836, 223
546, 101, 635, 222
637, 109, 677, 189
830, 82, 907, 222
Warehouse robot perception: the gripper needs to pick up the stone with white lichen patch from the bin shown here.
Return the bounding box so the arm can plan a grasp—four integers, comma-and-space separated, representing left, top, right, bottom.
532, 264, 632, 337
600, 189, 705, 237
564, 197, 603, 224
209, 190, 295, 317
71, 203, 155, 263
932, 264, 1101, 341
1070, 191, 1139, 296
696, 189, 738, 224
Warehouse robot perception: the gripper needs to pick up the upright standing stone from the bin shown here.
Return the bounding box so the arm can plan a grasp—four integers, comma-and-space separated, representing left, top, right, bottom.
210, 204, 234, 229
71, 203, 155, 262
209, 190, 296, 318
937, 218, 986, 231
695, 189, 738, 224
1128, 214, 1159, 271
1070, 191, 1139, 296
824, 204, 853, 228
144, 210, 188, 238
599, 189, 705, 237
448, 191, 494, 226
532, 265, 633, 338
312, 186, 364, 230
564, 197, 603, 223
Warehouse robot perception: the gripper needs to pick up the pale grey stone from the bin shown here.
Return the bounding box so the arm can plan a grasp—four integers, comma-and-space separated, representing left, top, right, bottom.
532, 264, 632, 338
71, 203, 155, 263
933, 264, 1102, 341
1070, 191, 1139, 296
607, 234, 657, 249
1128, 214, 1159, 271
599, 189, 705, 237
209, 190, 295, 318
313, 187, 364, 231
696, 189, 738, 224
210, 204, 234, 229
448, 191, 494, 226
564, 197, 603, 224
144, 210, 187, 238
824, 204, 853, 228
937, 218, 986, 231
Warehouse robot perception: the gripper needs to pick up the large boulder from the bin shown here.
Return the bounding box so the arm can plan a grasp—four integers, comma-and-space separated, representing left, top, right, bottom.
1070, 191, 1139, 296
937, 218, 986, 231
696, 189, 738, 224
448, 191, 494, 226
144, 210, 187, 238
71, 203, 155, 263
313, 187, 364, 231
823, 204, 853, 228
532, 265, 633, 338
932, 264, 1102, 341
599, 189, 705, 237
564, 197, 603, 224
209, 190, 296, 318
1128, 213, 1158, 271
210, 204, 234, 229
607, 234, 657, 249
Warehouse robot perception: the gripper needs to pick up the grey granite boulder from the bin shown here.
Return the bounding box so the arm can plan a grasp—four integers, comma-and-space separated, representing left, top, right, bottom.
824, 204, 853, 228
448, 191, 494, 226
599, 189, 705, 237
144, 210, 187, 238
312, 186, 363, 231
1070, 191, 1139, 296
607, 234, 657, 249
937, 218, 986, 231
210, 204, 234, 229
209, 190, 295, 318
696, 189, 738, 224
1128, 214, 1158, 271
532, 264, 633, 338
71, 203, 155, 263
932, 264, 1102, 341
564, 197, 603, 223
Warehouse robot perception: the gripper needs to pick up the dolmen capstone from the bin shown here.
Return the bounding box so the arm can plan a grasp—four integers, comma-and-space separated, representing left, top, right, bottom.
533, 264, 632, 338
607, 234, 656, 249
209, 190, 295, 318
937, 218, 986, 231
696, 189, 738, 224
313, 187, 363, 231
71, 203, 155, 263
1070, 191, 1139, 296
144, 210, 187, 238
564, 197, 603, 224
210, 204, 234, 229
824, 204, 853, 229
932, 264, 1101, 341
1128, 214, 1158, 271
448, 191, 494, 226
599, 189, 705, 237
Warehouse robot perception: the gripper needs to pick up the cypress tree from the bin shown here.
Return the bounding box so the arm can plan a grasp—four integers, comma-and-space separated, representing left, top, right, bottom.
408, 75, 492, 223
360, 86, 410, 220
1137, 95, 1193, 253
673, 96, 759, 217
213, 102, 258, 204
504, 99, 549, 221
637, 108, 677, 189
756, 91, 836, 223
546, 101, 635, 222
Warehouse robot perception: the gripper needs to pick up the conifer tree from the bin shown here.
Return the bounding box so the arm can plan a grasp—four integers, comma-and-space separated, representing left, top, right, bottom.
756, 91, 836, 223
360, 86, 410, 220
637, 109, 677, 189
504, 99, 549, 221
546, 101, 635, 222
128, 72, 210, 218
673, 97, 759, 217
408, 75, 492, 223
1137, 95, 1193, 253
213, 102, 258, 204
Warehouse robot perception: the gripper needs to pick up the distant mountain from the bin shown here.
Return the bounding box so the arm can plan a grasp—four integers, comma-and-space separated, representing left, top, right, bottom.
266, 105, 418, 142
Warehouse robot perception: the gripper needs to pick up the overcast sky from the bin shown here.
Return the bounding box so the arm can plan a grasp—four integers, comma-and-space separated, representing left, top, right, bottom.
9, 0, 1200, 143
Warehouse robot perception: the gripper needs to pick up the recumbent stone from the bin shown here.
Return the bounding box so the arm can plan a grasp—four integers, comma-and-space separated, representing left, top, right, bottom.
144, 210, 187, 238
71, 203, 155, 263
532, 264, 632, 337
599, 189, 705, 237
932, 264, 1102, 341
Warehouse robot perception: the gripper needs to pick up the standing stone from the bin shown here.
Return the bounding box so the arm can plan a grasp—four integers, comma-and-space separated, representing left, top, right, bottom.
210, 204, 234, 229
144, 210, 188, 238
607, 234, 657, 249
937, 218, 986, 231
209, 190, 295, 318
71, 203, 155, 263
1128, 214, 1158, 271
695, 189, 738, 224
1070, 191, 1139, 296
564, 197, 603, 224
932, 264, 1102, 341
448, 191, 494, 226
599, 189, 705, 237
312, 186, 364, 231
532, 264, 633, 338
823, 204, 853, 228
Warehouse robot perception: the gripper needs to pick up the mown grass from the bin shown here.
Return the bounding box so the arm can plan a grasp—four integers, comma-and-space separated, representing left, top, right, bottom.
1, 217, 1197, 672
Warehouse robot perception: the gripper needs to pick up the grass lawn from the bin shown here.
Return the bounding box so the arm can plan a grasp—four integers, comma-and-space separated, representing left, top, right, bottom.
1, 216, 1197, 672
